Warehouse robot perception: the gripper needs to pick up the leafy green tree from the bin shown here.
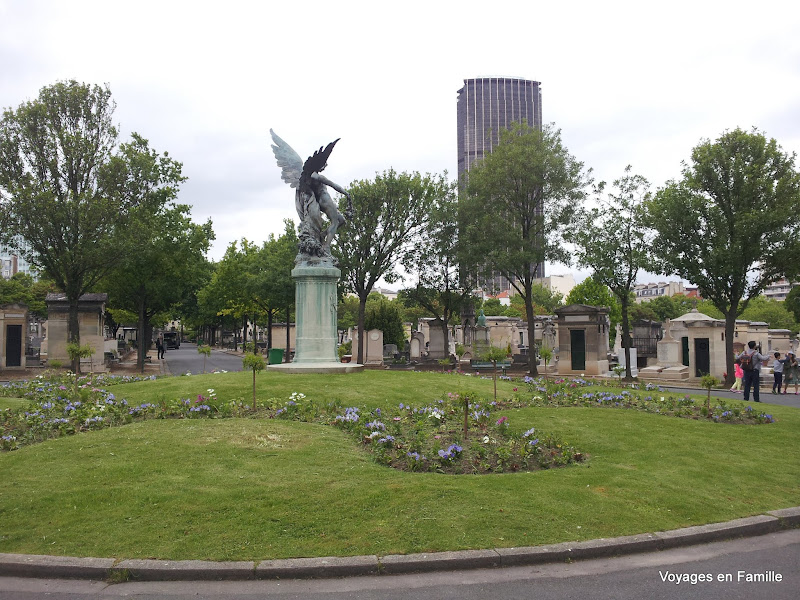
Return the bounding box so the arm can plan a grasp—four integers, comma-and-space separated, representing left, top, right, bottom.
0, 273, 33, 307
696, 299, 725, 320
364, 296, 406, 348
337, 295, 360, 332
629, 302, 659, 323
242, 352, 266, 409
566, 276, 622, 345
739, 295, 798, 334
199, 222, 296, 353
570, 166, 654, 379
785, 285, 800, 324
0, 81, 181, 372
527, 284, 565, 315
197, 344, 211, 373
647, 128, 800, 384
401, 181, 473, 353
460, 121, 591, 375
635, 294, 690, 322
246, 221, 296, 351
201, 240, 251, 348
104, 203, 213, 371
481, 344, 509, 400
480, 297, 505, 316
393, 294, 429, 331
335, 170, 446, 363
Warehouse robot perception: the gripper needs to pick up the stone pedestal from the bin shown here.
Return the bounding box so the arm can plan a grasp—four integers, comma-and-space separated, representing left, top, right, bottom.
269, 264, 363, 374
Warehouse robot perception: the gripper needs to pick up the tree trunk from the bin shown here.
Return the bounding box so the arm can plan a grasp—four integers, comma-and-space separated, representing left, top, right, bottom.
138, 300, 147, 374
621, 295, 632, 380
439, 317, 450, 359
524, 295, 539, 377
724, 308, 737, 386
357, 294, 368, 364
68, 297, 80, 374
267, 310, 274, 350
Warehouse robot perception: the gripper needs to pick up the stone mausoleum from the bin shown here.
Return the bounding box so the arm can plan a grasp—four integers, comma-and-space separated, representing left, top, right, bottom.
42, 293, 107, 368
554, 304, 610, 376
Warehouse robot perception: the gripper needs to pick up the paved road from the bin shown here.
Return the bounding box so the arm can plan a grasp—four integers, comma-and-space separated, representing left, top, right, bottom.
162, 343, 244, 376
0, 529, 797, 599
659, 384, 800, 409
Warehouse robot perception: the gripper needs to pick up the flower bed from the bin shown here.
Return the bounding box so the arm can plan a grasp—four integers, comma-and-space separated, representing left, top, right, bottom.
517, 379, 775, 424
1, 373, 776, 467
323, 393, 584, 474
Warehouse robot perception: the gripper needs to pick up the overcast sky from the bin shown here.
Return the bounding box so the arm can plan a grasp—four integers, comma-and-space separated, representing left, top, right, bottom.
2, 0, 799, 285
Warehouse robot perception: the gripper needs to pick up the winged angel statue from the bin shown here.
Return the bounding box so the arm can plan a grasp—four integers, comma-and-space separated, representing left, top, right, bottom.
270, 129, 354, 262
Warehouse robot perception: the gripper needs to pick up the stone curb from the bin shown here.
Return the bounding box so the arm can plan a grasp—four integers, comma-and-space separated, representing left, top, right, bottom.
0, 508, 797, 581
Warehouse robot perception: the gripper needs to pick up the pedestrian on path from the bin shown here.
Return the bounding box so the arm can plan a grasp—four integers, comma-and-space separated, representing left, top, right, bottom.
737, 341, 769, 402
783, 351, 799, 395
772, 352, 784, 393
730, 361, 744, 392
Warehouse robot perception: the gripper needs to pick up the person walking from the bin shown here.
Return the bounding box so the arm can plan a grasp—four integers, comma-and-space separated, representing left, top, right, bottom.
771, 352, 784, 394
730, 361, 744, 392
736, 341, 769, 402
783, 351, 800, 395
156, 337, 165, 360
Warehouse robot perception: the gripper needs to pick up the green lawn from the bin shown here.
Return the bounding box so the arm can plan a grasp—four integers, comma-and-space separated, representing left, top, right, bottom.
1, 370, 798, 561
0, 397, 26, 410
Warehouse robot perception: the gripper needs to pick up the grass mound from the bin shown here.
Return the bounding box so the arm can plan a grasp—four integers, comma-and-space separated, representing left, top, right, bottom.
0, 370, 797, 561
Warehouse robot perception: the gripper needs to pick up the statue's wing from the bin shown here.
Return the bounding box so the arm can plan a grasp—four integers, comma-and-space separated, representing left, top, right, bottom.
302, 138, 340, 177
270, 129, 303, 188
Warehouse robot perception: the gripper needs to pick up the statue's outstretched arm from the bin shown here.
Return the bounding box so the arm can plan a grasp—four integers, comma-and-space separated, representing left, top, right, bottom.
312, 172, 350, 197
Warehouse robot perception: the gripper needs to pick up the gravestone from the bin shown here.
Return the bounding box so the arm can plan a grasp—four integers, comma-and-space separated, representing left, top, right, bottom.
410, 331, 424, 361
427, 326, 447, 359
352, 329, 384, 366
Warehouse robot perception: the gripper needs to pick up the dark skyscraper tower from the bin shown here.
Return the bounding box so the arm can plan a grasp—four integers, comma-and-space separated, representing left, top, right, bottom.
457, 77, 545, 289
457, 77, 542, 184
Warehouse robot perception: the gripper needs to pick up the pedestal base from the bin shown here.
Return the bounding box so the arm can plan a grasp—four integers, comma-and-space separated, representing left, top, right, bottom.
268, 361, 364, 374
291, 264, 341, 365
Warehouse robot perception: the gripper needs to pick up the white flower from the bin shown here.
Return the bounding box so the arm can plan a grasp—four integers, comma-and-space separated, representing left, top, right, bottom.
483, 435, 490, 444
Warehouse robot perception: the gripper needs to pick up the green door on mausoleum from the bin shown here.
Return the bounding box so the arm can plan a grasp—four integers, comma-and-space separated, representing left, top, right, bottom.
570, 329, 586, 371
681, 337, 690, 367
5, 324, 22, 367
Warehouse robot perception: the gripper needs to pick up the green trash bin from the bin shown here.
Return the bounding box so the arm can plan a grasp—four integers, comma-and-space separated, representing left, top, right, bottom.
268, 348, 284, 365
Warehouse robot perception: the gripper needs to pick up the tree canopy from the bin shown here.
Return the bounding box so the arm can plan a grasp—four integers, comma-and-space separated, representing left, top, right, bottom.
566, 277, 622, 344
334, 169, 446, 363
104, 203, 213, 370
646, 127, 800, 383
461, 121, 591, 374
400, 179, 473, 353
570, 166, 654, 378
0, 80, 184, 370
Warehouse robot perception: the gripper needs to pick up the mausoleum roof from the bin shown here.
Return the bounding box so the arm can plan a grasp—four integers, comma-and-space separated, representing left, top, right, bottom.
671, 309, 719, 323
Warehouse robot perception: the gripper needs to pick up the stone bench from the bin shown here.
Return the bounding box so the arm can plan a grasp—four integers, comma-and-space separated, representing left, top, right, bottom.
471, 361, 513, 370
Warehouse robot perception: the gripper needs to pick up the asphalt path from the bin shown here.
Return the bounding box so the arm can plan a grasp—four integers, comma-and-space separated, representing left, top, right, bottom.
658, 383, 800, 409
0, 530, 797, 600
162, 343, 244, 376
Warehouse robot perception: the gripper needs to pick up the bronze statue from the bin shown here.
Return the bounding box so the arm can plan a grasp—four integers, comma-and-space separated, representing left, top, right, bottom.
270, 129, 353, 262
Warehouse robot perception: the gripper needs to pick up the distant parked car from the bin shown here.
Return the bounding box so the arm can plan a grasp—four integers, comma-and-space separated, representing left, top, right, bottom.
163, 332, 180, 349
